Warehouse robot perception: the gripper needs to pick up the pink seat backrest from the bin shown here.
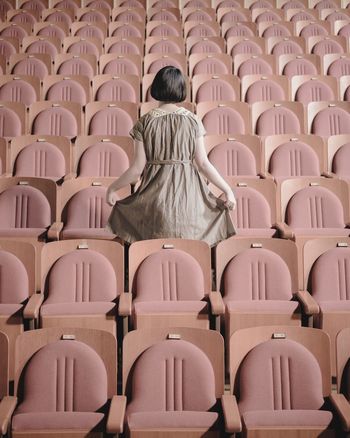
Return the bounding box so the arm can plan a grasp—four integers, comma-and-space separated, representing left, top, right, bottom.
256, 107, 301, 135
26, 41, 58, 57
0, 40, 16, 59
223, 248, 292, 300
64, 186, 111, 230
14, 141, 66, 178
115, 10, 143, 22
0, 185, 51, 228
272, 40, 303, 56
67, 41, 99, 57
10, 12, 36, 25
221, 10, 248, 22
190, 41, 222, 55
311, 107, 350, 136
339, 24, 350, 38
108, 41, 140, 55
202, 107, 245, 135
187, 24, 217, 37
0, 249, 29, 303
185, 11, 213, 21
150, 24, 180, 37
12, 58, 48, 79
196, 79, 236, 103
1, 26, 28, 39
150, 10, 178, 21
286, 185, 345, 228
103, 58, 139, 75
291, 11, 315, 21
21, 0, 45, 12
193, 58, 230, 75
295, 80, 335, 104
78, 142, 129, 177
282, 0, 306, 7
96, 79, 136, 102
230, 186, 272, 229
332, 143, 350, 177
38, 25, 66, 39
208, 141, 257, 176
58, 58, 94, 78
32, 107, 78, 137
300, 23, 329, 38
45, 10, 72, 24
79, 11, 107, 23
246, 80, 285, 104
88, 107, 133, 135
263, 24, 291, 38
225, 25, 255, 38
231, 41, 263, 56
238, 58, 273, 78
147, 58, 183, 74
311, 247, 350, 301
312, 40, 344, 56
315, 0, 337, 8
111, 25, 142, 38
149, 40, 182, 54
269, 141, 320, 177
46, 249, 117, 303
16, 340, 108, 414
126, 340, 216, 414
134, 249, 205, 301
0, 106, 22, 137
283, 59, 318, 77
255, 11, 281, 23
46, 80, 87, 106
238, 339, 324, 413
76, 25, 104, 40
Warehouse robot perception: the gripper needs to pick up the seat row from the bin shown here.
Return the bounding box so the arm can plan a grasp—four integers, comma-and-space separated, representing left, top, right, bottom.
1, 325, 350, 436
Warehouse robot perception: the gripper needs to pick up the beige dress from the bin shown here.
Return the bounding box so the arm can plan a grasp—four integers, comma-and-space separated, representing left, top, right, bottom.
106, 106, 235, 247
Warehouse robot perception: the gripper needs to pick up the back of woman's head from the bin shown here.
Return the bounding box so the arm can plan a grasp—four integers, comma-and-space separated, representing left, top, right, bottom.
150, 66, 187, 102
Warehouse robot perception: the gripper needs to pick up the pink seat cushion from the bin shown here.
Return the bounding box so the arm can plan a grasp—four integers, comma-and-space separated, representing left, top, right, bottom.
61, 228, 116, 239
242, 410, 332, 428
127, 411, 218, 429
292, 228, 349, 236
40, 302, 116, 316
12, 412, 105, 431
318, 301, 350, 312
0, 228, 47, 237
133, 301, 208, 314
226, 300, 298, 313
0, 303, 23, 316
235, 228, 276, 237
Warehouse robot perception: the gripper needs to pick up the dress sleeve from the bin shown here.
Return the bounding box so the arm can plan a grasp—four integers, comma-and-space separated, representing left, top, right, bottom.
195, 115, 207, 138
129, 118, 144, 141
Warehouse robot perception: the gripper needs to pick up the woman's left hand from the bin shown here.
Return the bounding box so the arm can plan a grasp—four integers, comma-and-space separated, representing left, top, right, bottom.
106, 189, 118, 206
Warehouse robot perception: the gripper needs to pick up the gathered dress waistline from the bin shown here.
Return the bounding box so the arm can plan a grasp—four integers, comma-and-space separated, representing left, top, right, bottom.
146, 160, 192, 165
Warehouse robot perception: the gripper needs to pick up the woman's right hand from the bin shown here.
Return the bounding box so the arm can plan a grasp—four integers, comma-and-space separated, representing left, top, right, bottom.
106, 189, 118, 207
223, 190, 237, 211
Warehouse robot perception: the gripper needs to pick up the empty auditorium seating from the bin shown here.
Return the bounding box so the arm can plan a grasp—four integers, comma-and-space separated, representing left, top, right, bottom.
85, 102, 137, 136
327, 134, 350, 181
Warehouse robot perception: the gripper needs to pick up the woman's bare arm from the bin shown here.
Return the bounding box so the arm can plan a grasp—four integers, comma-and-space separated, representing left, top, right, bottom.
106, 139, 147, 206
194, 136, 236, 208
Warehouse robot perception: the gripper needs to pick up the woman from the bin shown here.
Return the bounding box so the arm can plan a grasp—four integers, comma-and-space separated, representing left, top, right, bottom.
106, 66, 236, 246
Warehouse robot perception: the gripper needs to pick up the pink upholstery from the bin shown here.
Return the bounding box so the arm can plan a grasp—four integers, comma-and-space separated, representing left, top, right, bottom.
295, 80, 335, 104
187, 24, 217, 37
79, 11, 107, 23
107, 40, 140, 54
193, 58, 230, 75
13, 340, 108, 430
339, 24, 350, 37
26, 41, 58, 57
263, 24, 291, 37
111, 25, 143, 38
126, 340, 217, 419
220, 10, 248, 23
63, 186, 112, 231
300, 23, 328, 38
332, 143, 350, 177
256, 107, 301, 135
231, 41, 263, 56
229, 186, 273, 232
67, 41, 99, 57
312, 40, 344, 56
148, 58, 183, 74
96, 79, 136, 103
286, 186, 345, 229
250, 0, 273, 8
115, 10, 143, 21
134, 301, 208, 314
202, 107, 245, 135
208, 141, 257, 177
327, 11, 349, 21
185, 11, 213, 21
32, 107, 78, 137
0, 303, 23, 315
189, 41, 222, 55
344, 86, 350, 101
37, 25, 66, 39
134, 249, 205, 302
242, 410, 332, 428
76, 25, 104, 40
0, 249, 29, 303
10, 12, 36, 25
235, 228, 276, 237
57, 59, 94, 79
311, 247, 350, 301
245, 80, 286, 104
283, 59, 318, 77
54, 0, 78, 8
0, 106, 22, 137
255, 11, 281, 22
225, 24, 255, 38
238, 339, 326, 413
196, 79, 236, 103
238, 58, 273, 78
128, 411, 218, 429
282, 0, 306, 8
1, 25, 28, 39
315, 0, 337, 8
103, 58, 139, 75
311, 107, 350, 136
0, 40, 16, 59
41, 302, 116, 316
14, 141, 66, 178
223, 248, 293, 302
0, 80, 36, 106
0, 185, 51, 229
150, 11, 178, 21
78, 142, 129, 177
44, 249, 117, 304
88, 107, 134, 135
226, 300, 298, 312
61, 228, 116, 239
46, 80, 87, 106
269, 141, 320, 177
12, 58, 48, 80
45, 11, 72, 24
272, 41, 303, 56
150, 24, 180, 37
291, 11, 316, 21
149, 40, 182, 54
318, 301, 350, 311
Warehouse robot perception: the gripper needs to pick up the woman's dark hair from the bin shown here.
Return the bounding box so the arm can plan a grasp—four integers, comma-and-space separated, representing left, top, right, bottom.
150, 66, 187, 102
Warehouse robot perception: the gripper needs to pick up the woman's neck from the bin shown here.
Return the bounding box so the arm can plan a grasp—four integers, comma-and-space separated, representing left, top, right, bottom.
158, 102, 179, 110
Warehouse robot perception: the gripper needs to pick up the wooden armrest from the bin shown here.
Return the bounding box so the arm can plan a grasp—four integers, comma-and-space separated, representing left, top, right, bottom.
295, 290, 319, 316
47, 222, 64, 241
330, 393, 350, 432
23, 294, 44, 319
209, 291, 225, 316
0, 396, 17, 435
275, 222, 294, 239
106, 395, 126, 434
63, 172, 76, 181
258, 171, 273, 179
119, 293, 132, 316
322, 171, 336, 178
221, 394, 242, 433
